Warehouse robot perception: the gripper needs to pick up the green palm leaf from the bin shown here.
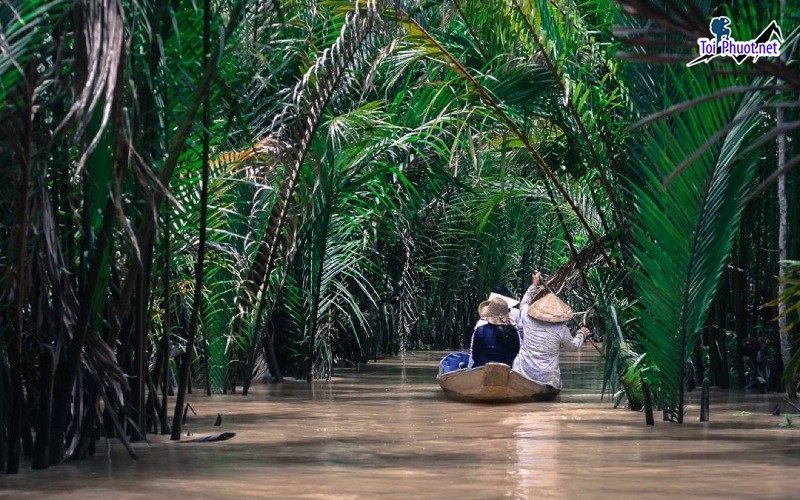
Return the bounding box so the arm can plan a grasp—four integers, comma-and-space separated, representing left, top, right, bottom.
630, 69, 763, 421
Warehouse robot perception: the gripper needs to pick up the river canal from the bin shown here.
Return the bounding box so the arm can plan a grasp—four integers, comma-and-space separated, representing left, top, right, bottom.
2, 349, 799, 498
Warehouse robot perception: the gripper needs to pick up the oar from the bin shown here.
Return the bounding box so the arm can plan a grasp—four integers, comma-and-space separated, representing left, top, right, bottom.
576, 308, 602, 355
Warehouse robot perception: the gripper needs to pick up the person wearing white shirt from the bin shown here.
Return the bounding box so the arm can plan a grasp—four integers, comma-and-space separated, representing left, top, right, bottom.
513, 272, 591, 389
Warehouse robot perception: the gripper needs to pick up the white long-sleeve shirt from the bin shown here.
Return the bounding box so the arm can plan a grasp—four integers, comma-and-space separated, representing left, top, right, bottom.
512, 285, 584, 389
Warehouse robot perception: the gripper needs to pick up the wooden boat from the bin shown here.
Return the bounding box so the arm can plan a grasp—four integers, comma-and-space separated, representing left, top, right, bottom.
437, 352, 559, 403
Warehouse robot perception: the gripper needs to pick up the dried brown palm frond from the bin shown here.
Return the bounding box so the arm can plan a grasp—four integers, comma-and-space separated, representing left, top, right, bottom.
209, 136, 286, 180
233, 1, 382, 336
55, 0, 126, 174
395, 221, 418, 354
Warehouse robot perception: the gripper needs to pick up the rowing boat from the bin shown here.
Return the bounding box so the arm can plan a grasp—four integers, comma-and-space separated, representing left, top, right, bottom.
437, 352, 559, 403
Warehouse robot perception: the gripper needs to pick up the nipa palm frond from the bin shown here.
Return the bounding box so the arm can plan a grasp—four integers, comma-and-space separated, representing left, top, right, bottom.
237, 1, 381, 322
630, 71, 764, 422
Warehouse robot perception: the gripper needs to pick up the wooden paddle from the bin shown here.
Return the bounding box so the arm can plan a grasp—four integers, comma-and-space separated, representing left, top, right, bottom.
578, 308, 602, 355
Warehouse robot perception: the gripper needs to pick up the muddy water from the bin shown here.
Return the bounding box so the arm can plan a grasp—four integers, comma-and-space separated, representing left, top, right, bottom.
2, 349, 800, 499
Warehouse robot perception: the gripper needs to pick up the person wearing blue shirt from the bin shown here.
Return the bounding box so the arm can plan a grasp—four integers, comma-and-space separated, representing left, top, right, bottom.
470, 297, 521, 368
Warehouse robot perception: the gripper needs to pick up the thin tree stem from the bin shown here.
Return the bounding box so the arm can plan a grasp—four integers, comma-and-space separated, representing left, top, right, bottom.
6, 67, 33, 474
171, 0, 213, 439
161, 204, 172, 434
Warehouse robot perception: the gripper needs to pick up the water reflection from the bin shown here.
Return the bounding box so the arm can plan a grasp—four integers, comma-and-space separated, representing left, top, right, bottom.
510, 418, 558, 497
2, 349, 799, 498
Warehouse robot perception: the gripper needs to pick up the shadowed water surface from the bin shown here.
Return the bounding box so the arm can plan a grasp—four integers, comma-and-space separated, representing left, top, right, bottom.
2, 349, 800, 498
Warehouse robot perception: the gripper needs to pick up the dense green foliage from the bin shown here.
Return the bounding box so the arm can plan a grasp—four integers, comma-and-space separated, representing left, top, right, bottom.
0, 0, 798, 473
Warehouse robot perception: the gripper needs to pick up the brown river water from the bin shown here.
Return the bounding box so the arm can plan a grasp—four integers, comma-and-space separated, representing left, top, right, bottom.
2, 349, 800, 499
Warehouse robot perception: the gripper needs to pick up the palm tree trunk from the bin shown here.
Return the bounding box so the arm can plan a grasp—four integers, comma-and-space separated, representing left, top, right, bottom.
132, 254, 148, 440
201, 11, 213, 396
6, 68, 33, 473
160, 204, 172, 435
31, 349, 55, 469
777, 104, 795, 397
775, 0, 790, 386
733, 232, 747, 388
242, 276, 277, 395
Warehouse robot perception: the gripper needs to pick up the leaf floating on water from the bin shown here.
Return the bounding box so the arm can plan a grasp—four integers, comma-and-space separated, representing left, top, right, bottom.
185, 432, 237, 443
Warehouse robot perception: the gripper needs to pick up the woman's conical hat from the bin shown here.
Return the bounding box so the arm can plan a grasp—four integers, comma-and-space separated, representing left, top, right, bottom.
528, 292, 573, 323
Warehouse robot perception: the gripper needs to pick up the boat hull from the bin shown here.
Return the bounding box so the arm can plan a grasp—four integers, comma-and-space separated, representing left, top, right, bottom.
437, 360, 559, 403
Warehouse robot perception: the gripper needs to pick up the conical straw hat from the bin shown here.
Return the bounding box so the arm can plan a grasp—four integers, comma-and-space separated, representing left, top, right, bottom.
528, 292, 573, 323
